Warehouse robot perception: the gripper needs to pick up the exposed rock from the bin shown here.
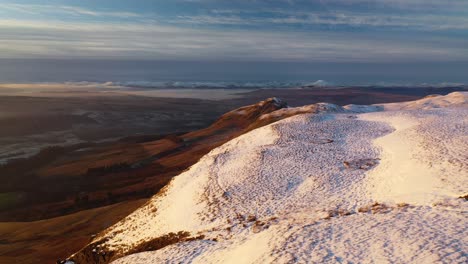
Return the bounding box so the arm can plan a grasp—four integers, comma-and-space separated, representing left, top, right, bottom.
343, 158, 380, 170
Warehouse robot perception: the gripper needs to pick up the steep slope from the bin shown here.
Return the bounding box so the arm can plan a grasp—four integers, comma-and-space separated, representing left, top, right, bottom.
0, 98, 290, 222
69, 93, 467, 263
0, 199, 146, 264
3, 97, 324, 264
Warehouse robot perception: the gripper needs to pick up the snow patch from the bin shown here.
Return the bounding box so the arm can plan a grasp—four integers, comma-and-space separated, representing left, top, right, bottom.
306, 80, 331, 87
344, 104, 383, 113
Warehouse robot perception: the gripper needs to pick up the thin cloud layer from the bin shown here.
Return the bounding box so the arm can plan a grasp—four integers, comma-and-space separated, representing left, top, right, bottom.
0, 1, 466, 62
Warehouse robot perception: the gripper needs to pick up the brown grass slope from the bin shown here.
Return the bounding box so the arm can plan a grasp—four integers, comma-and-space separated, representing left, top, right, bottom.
0, 98, 286, 222
0, 199, 146, 264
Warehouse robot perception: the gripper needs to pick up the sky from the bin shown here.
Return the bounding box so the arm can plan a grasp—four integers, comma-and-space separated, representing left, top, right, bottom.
0, 0, 467, 84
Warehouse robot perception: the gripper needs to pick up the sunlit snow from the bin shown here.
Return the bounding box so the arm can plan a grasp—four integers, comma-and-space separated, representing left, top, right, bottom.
78, 92, 467, 263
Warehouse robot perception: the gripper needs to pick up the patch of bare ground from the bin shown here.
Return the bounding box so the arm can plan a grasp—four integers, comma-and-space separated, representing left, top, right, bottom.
323, 209, 353, 220
358, 202, 393, 214
68, 231, 206, 264
343, 158, 380, 170
323, 203, 413, 221
252, 220, 270, 233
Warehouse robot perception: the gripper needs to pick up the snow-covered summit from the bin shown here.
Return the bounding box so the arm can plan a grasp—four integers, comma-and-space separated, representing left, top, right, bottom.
305, 80, 331, 87
379, 91, 468, 110
70, 93, 467, 264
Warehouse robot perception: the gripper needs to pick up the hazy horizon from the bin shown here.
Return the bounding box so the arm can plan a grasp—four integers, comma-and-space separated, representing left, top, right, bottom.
1, 58, 468, 87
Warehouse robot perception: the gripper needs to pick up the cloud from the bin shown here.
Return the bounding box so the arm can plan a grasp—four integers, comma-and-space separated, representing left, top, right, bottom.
181, 0, 468, 10
175, 11, 468, 30
2, 2, 466, 30
210, 0, 468, 9
0, 18, 466, 62
320, 0, 468, 8
0, 2, 466, 62
0, 4, 142, 18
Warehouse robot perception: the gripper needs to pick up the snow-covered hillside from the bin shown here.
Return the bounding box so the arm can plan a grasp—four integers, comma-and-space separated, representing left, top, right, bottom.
71, 92, 467, 264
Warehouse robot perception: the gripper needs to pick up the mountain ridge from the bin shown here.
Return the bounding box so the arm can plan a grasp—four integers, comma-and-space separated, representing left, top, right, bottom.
67, 92, 467, 263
